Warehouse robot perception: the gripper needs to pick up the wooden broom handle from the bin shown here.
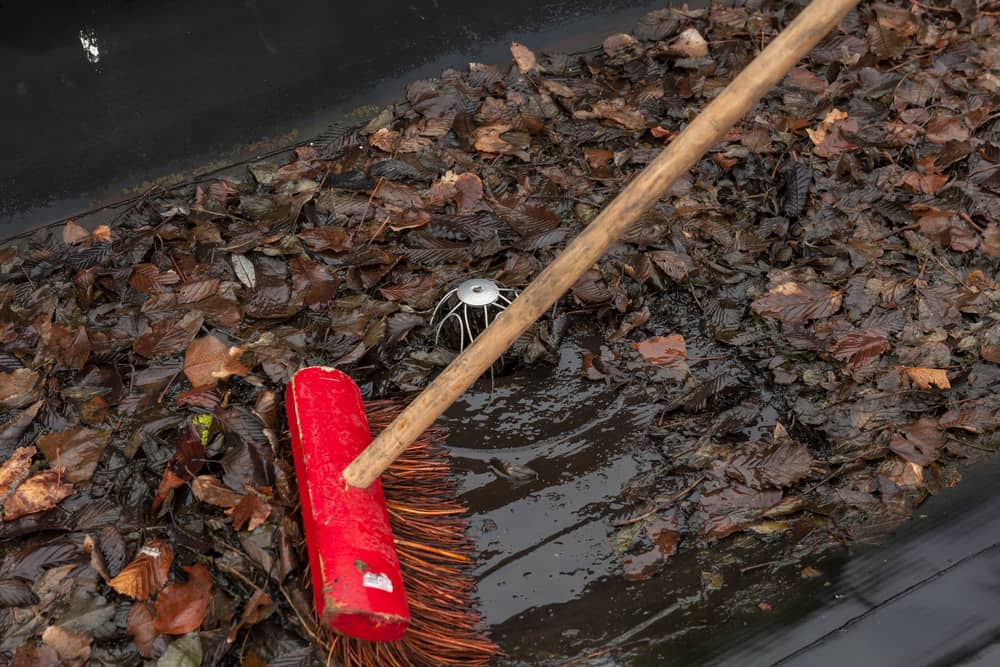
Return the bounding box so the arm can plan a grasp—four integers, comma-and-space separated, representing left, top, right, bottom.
344, 0, 860, 488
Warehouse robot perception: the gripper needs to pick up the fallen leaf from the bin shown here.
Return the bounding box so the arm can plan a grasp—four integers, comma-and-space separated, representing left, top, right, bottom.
0, 446, 36, 507
890, 417, 944, 466
603, 33, 638, 58
231, 254, 256, 289
901, 367, 950, 389
36, 427, 110, 483
152, 563, 213, 635
152, 424, 206, 513
184, 335, 252, 388
0, 401, 42, 453
631, 334, 687, 365
925, 113, 970, 144
127, 602, 157, 657
665, 27, 708, 57
757, 423, 813, 488
0, 369, 41, 409
3, 470, 75, 521
580, 353, 607, 381
453, 172, 483, 213
226, 487, 272, 531
800, 566, 822, 578
227, 588, 275, 644
11, 644, 60, 667
191, 475, 243, 508
982, 224, 1000, 257
829, 330, 890, 368
510, 42, 537, 74
751, 282, 843, 323
590, 100, 646, 130
806, 108, 848, 145
108, 539, 173, 601
62, 221, 90, 245
134, 312, 204, 359
41, 625, 90, 666
647, 250, 693, 280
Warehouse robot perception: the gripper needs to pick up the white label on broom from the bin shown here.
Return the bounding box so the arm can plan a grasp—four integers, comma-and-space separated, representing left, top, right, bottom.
362, 572, 394, 593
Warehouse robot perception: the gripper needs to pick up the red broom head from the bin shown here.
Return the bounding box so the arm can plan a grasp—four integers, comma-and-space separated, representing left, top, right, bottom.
328, 400, 501, 667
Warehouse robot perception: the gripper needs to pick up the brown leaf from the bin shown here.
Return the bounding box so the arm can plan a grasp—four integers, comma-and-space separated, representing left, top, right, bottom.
903, 156, 949, 194
900, 367, 950, 390
631, 334, 687, 364
129, 264, 179, 294
981, 224, 1000, 257
510, 42, 537, 74
3, 470, 75, 521
584, 147, 615, 170
191, 475, 243, 508
0, 368, 41, 409
152, 424, 206, 513
751, 282, 843, 323
603, 33, 638, 58
184, 335, 252, 388
289, 257, 338, 307
664, 27, 708, 57
982, 345, 1000, 364
925, 113, 970, 144
152, 563, 213, 635
829, 331, 890, 369
36, 427, 110, 484
134, 312, 204, 359
580, 353, 607, 381
784, 67, 828, 94
11, 644, 60, 667
109, 539, 173, 601
41, 626, 90, 666
647, 250, 692, 280
177, 279, 222, 304
127, 602, 158, 657
917, 211, 978, 252
758, 423, 813, 488
0, 401, 42, 452
227, 588, 275, 644
890, 417, 944, 466
62, 221, 90, 245
454, 173, 483, 214
227, 487, 272, 531
590, 100, 646, 130
297, 226, 351, 253
0, 447, 35, 507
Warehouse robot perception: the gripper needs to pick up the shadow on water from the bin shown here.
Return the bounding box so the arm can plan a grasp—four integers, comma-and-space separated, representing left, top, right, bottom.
443, 319, 1000, 666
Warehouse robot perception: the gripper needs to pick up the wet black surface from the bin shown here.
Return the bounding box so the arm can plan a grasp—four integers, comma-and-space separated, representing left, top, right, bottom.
1, 0, 668, 236
444, 322, 1000, 666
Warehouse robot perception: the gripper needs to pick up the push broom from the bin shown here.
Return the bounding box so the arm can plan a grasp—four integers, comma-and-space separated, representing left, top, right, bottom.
285, 0, 860, 663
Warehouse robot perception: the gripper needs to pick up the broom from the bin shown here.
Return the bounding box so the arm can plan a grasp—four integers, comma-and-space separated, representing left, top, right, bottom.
289, 0, 859, 663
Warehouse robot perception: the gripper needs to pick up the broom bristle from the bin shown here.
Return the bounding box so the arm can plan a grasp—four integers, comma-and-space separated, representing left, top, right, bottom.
329, 400, 502, 667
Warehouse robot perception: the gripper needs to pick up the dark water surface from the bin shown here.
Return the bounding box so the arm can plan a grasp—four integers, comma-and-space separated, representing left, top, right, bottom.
2, 0, 671, 237
444, 323, 1000, 666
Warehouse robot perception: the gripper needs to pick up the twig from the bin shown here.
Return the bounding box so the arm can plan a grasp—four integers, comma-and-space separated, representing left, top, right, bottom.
611, 475, 705, 527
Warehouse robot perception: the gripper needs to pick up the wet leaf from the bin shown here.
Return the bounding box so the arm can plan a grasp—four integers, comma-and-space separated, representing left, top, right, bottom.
152, 424, 205, 513
890, 417, 944, 466
510, 42, 537, 74
11, 644, 60, 667
0, 368, 41, 409
152, 563, 213, 635
191, 475, 243, 508
108, 539, 173, 601
665, 27, 708, 57
2, 470, 74, 521
157, 632, 202, 667
926, 113, 970, 144
631, 334, 687, 365
226, 487, 272, 531
900, 366, 950, 390
829, 330, 890, 369
0, 578, 38, 607
227, 588, 275, 643
0, 446, 36, 506
751, 282, 843, 323
757, 423, 813, 488
36, 427, 110, 483
647, 250, 692, 280
127, 602, 157, 657
231, 254, 256, 289
41, 625, 90, 666
184, 335, 252, 388
62, 221, 90, 245
0, 401, 42, 454
134, 312, 204, 359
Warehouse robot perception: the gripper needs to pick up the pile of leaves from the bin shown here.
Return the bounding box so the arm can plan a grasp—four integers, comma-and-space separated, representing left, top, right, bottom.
1, 0, 1000, 662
